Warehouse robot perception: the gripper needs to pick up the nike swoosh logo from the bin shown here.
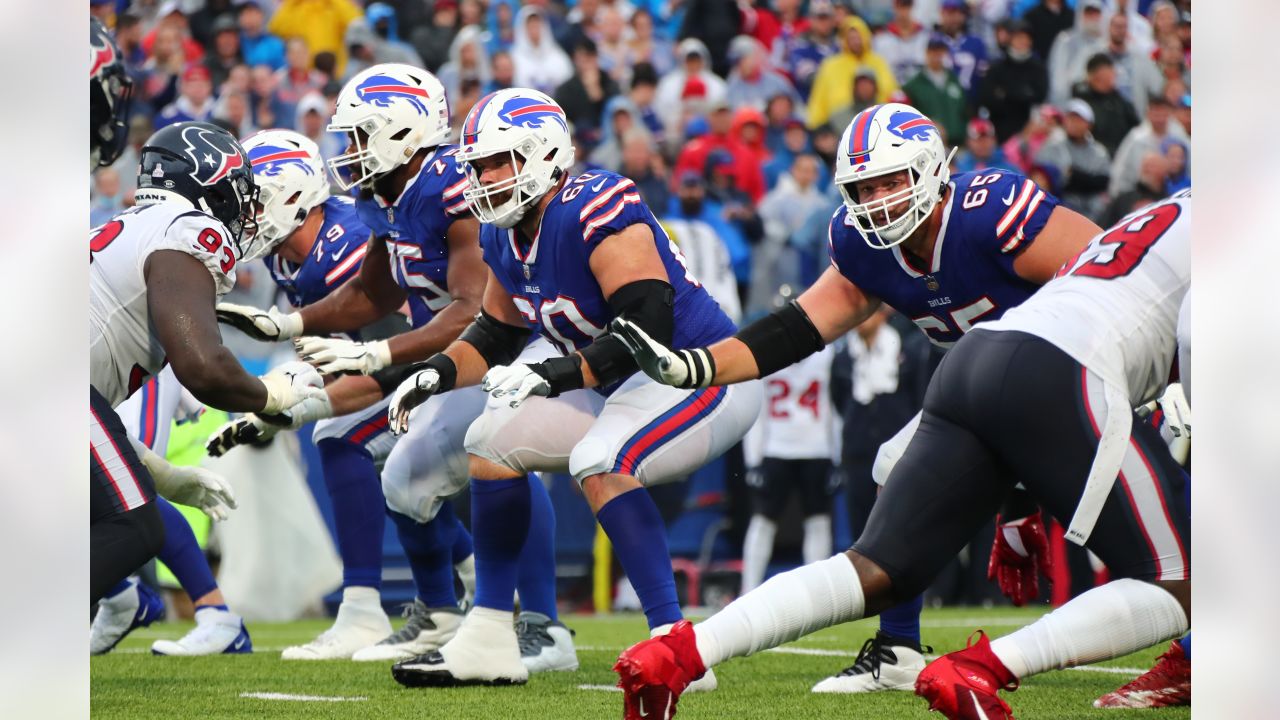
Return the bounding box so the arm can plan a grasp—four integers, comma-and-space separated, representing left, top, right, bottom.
331, 242, 350, 261
233, 636, 247, 650
970, 689, 992, 720
592, 179, 607, 192
1001, 187, 1016, 206
137, 604, 149, 623
638, 697, 649, 718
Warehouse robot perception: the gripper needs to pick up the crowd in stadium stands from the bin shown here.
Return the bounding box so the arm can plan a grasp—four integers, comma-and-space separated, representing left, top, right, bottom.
90, 0, 1190, 604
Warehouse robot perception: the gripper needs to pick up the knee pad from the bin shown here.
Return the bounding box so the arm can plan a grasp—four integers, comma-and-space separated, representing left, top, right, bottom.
462, 411, 503, 465
569, 437, 615, 486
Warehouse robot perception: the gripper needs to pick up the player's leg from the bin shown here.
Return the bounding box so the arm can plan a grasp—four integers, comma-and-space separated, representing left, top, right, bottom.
90, 388, 165, 604
614, 398, 1014, 720
392, 388, 603, 686
356, 388, 487, 662
816, 413, 931, 694
281, 404, 394, 660
917, 332, 1190, 718
740, 457, 789, 594
452, 515, 476, 610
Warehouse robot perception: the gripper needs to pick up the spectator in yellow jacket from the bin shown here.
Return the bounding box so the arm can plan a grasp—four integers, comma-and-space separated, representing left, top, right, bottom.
268, 0, 363, 77
806, 15, 898, 130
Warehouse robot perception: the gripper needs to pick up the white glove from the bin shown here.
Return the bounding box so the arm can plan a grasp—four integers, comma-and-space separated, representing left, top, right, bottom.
1156, 382, 1191, 465
206, 394, 334, 457
609, 318, 715, 389
388, 368, 442, 436
258, 360, 327, 414
295, 336, 391, 376
481, 364, 550, 408
136, 444, 237, 521
215, 302, 304, 342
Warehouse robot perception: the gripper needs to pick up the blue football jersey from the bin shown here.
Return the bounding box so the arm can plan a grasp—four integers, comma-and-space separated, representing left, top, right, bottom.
828, 169, 1058, 348
265, 196, 369, 307
480, 170, 737, 365
354, 145, 471, 328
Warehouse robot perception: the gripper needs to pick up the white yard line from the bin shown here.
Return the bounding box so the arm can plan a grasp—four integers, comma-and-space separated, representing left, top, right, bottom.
239, 692, 367, 702
578, 684, 623, 692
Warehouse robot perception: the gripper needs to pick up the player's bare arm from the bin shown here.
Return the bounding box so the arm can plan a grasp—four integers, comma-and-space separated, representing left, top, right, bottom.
1012, 205, 1102, 284
298, 233, 406, 333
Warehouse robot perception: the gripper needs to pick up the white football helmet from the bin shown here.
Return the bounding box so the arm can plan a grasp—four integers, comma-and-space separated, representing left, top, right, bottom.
327, 63, 451, 191
834, 102, 956, 249
456, 88, 576, 228
240, 129, 329, 255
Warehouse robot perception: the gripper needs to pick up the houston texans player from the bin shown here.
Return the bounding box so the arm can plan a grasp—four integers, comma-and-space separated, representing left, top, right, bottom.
207, 128, 479, 661
90, 120, 324, 602
611, 153, 1190, 720
214, 67, 565, 667
383, 88, 762, 689
604, 101, 1103, 711
91, 17, 132, 170
92, 367, 252, 657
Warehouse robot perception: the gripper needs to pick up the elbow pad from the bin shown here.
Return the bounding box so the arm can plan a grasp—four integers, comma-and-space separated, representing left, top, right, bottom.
459, 309, 532, 368
582, 279, 675, 386
736, 300, 825, 377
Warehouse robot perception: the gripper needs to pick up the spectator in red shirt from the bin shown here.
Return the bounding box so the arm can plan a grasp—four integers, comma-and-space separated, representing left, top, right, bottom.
142, 2, 206, 64
673, 100, 767, 203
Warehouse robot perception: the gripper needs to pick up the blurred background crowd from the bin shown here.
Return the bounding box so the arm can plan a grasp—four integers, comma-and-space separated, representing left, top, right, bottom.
90, 0, 1191, 616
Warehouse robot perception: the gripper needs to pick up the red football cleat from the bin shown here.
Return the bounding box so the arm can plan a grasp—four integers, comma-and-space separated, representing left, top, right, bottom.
915, 630, 1019, 720
614, 620, 707, 720
1094, 641, 1190, 708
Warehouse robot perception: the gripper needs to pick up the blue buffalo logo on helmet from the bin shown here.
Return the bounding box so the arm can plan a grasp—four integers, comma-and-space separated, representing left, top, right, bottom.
180, 124, 247, 186
355, 73, 431, 115
247, 144, 316, 177
846, 105, 938, 167
461, 91, 568, 145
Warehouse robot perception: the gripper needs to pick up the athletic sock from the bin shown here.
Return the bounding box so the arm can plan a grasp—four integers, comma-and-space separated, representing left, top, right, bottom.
451, 517, 474, 565
1178, 633, 1190, 660
389, 505, 458, 608
317, 439, 386, 590
515, 474, 558, 620
597, 487, 680, 630
878, 594, 924, 646
156, 497, 217, 600
990, 578, 1189, 679
471, 476, 531, 612
104, 578, 132, 600
695, 554, 865, 668
741, 515, 777, 593
802, 514, 832, 565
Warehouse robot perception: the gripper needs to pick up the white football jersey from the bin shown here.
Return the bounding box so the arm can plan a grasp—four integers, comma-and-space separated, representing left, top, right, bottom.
984, 192, 1190, 407
90, 202, 238, 407
749, 346, 838, 460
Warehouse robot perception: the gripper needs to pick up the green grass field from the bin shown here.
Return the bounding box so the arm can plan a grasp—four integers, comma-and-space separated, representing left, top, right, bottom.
91, 606, 1188, 719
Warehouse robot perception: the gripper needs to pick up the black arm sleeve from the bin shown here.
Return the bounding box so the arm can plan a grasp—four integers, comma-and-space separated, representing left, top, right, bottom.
735, 300, 826, 377
580, 279, 675, 387
459, 309, 532, 368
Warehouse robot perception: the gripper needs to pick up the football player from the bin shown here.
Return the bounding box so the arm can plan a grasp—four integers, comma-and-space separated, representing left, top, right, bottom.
383, 89, 763, 688
207, 128, 477, 662
92, 368, 252, 656
90, 119, 325, 602
630, 102, 1102, 695
213, 67, 566, 667
611, 172, 1189, 717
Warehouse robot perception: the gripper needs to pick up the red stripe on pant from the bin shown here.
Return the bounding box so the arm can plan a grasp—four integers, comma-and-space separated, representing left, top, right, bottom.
614, 387, 723, 477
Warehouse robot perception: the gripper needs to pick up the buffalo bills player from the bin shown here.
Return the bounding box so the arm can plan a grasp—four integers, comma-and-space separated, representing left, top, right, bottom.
213, 67, 560, 666
90, 120, 324, 602
605, 101, 1104, 710
383, 89, 763, 689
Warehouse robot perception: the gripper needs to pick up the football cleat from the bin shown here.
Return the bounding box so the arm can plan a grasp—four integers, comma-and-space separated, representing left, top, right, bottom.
391, 607, 528, 687
91, 579, 165, 655
812, 631, 930, 693
1093, 641, 1190, 708
614, 619, 707, 720
915, 631, 1019, 720
650, 623, 717, 692
351, 600, 463, 662
281, 598, 392, 660
516, 611, 579, 673
151, 607, 252, 655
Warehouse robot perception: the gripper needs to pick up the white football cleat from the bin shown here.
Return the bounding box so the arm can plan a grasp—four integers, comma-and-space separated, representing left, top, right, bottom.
90, 579, 164, 655
281, 589, 392, 660
151, 607, 252, 655
392, 606, 528, 687
651, 622, 717, 692
811, 631, 928, 693
351, 600, 463, 662
516, 611, 579, 673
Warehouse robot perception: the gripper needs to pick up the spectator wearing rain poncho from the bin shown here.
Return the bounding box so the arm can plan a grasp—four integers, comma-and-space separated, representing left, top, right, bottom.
511, 6, 574, 95
725, 35, 801, 112
343, 14, 423, 82
589, 96, 647, 172
437, 26, 492, 102
655, 38, 729, 141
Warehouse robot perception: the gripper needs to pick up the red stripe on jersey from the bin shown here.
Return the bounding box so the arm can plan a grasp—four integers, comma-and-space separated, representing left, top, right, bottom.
325, 243, 368, 285
579, 179, 636, 221
996, 180, 1036, 237
583, 193, 641, 244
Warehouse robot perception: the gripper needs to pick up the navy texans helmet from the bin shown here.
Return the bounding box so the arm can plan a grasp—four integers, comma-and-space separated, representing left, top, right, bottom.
90, 17, 133, 169
134, 122, 263, 257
